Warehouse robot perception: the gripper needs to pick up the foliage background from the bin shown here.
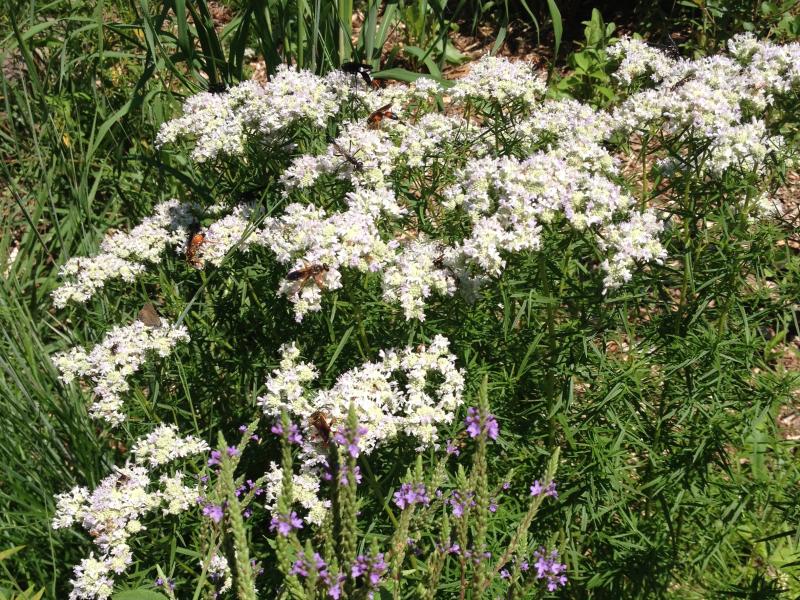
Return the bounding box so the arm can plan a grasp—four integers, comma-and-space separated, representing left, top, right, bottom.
1, 0, 800, 598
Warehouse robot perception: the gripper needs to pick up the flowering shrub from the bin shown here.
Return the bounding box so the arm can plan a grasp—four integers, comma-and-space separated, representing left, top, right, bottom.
46, 33, 800, 598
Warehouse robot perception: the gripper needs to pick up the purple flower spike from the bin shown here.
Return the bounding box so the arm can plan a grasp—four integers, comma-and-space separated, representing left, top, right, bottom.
393, 482, 430, 509
334, 424, 367, 457
449, 490, 474, 518
533, 547, 567, 591
207, 450, 222, 466
485, 413, 499, 440
270, 511, 303, 536
202, 503, 224, 523
464, 407, 500, 441
288, 424, 302, 444
352, 553, 387, 589
465, 407, 482, 438
445, 439, 460, 456
530, 479, 558, 498
545, 481, 558, 498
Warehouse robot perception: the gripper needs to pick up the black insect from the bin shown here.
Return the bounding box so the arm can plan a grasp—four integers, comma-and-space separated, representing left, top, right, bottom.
341, 61, 374, 87
207, 81, 229, 94
330, 141, 364, 171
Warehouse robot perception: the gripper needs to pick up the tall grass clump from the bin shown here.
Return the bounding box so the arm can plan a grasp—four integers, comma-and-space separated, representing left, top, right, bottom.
2, 1, 800, 596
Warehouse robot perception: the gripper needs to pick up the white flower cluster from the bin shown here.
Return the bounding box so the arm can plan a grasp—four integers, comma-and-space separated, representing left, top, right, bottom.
132, 424, 209, 467
193, 203, 260, 267
156, 65, 348, 162
53, 320, 189, 426
52, 200, 196, 308
142, 38, 800, 324
260, 335, 464, 452
282, 122, 401, 190
443, 153, 664, 288
257, 188, 402, 320
609, 36, 793, 176
448, 54, 546, 105
205, 554, 232, 594
53, 427, 206, 600
262, 464, 330, 526
381, 238, 458, 321
258, 335, 463, 523
606, 36, 677, 84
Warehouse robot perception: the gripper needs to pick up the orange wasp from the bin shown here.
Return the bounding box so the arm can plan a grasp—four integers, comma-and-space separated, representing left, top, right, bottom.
308, 410, 333, 447
367, 103, 398, 129
186, 230, 206, 268
287, 262, 330, 289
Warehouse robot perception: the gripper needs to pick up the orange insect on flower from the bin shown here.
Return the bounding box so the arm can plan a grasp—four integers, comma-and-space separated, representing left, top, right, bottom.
287, 262, 329, 289
367, 103, 398, 129
308, 410, 333, 447
186, 231, 206, 268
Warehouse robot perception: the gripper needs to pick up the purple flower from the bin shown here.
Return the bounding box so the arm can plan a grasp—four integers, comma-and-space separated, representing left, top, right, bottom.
272, 421, 302, 444
243, 508, 252, 518
449, 490, 475, 518
238, 424, 248, 433
287, 424, 302, 445
155, 577, 175, 590
338, 464, 362, 487
352, 553, 387, 588
291, 551, 330, 581
290, 557, 308, 577
489, 498, 498, 513
530, 479, 558, 498
393, 483, 430, 509
207, 450, 222, 466
464, 407, 500, 440
545, 481, 558, 498
270, 511, 303, 536
226, 446, 239, 457
500, 568, 510, 579
465, 407, 482, 438
485, 413, 499, 440
502, 481, 511, 490
532, 547, 567, 591
202, 503, 224, 523
445, 439, 460, 456
326, 573, 346, 599
520, 560, 529, 572
333, 424, 368, 457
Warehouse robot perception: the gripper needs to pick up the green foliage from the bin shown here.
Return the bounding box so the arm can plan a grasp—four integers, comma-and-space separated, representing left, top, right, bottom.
2, 1, 800, 599
554, 9, 617, 104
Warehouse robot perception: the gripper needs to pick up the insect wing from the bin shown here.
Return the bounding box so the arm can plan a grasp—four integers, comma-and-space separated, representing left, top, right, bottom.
287, 269, 305, 281
308, 411, 332, 446
341, 61, 371, 74
138, 302, 162, 328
